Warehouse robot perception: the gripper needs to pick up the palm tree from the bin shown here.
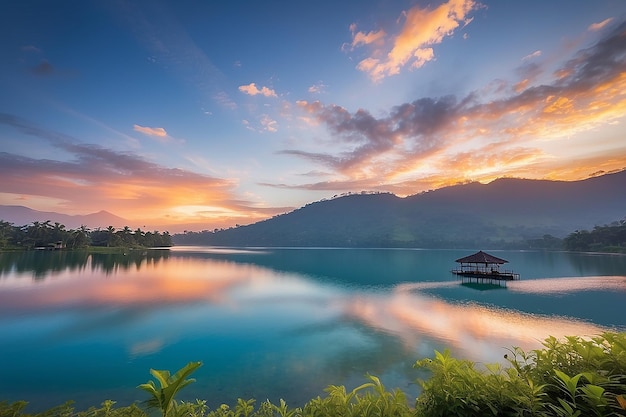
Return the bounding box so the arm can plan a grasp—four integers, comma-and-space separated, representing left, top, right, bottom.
70, 225, 90, 249
0, 220, 13, 248
134, 227, 145, 246
26, 221, 46, 247
106, 226, 116, 247
52, 222, 67, 246
119, 226, 132, 246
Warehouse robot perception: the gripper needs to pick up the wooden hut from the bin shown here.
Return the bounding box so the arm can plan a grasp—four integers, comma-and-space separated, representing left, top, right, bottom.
452, 250, 520, 284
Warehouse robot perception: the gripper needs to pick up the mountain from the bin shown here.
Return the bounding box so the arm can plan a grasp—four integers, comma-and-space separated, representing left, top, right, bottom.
0, 206, 129, 230
174, 170, 626, 248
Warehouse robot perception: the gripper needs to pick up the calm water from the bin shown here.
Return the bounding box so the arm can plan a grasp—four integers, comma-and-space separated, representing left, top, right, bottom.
1, 247, 625, 411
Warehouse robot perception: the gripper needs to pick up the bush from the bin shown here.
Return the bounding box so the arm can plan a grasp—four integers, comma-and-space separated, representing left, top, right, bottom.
3, 333, 626, 417
414, 332, 626, 416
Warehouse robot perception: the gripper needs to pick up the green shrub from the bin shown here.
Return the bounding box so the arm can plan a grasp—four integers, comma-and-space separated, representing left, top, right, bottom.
414, 349, 538, 416
506, 332, 626, 416
414, 332, 626, 416
0, 400, 146, 417
3, 333, 626, 417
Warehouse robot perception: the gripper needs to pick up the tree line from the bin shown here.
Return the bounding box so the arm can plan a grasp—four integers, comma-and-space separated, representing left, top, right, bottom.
0, 220, 172, 250
563, 218, 626, 252
174, 218, 626, 253
3, 217, 624, 252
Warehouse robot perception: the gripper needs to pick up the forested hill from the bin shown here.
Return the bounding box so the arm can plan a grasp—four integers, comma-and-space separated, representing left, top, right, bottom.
174, 170, 626, 248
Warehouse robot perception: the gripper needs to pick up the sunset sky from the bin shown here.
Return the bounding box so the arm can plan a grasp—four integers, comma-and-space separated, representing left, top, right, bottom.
1, 0, 625, 232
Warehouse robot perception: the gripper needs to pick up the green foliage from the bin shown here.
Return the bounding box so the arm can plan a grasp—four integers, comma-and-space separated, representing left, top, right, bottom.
75, 401, 146, 417
414, 349, 535, 416
0, 401, 146, 417
298, 374, 410, 417
524, 234, 564, 250
564, 219, 626, 253
0, 401, 29, 417
414, 332, 626, 416
137, 361, 202, 417
4, 333, 626, 417
505, 333, 626, 416
0, 220, 172, 250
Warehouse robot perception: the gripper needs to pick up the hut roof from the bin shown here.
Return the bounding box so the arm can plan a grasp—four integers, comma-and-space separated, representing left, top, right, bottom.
455, 250, 508, 264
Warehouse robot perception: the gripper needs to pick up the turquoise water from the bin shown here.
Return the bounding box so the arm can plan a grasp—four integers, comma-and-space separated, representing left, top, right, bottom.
0, 247, 625, 411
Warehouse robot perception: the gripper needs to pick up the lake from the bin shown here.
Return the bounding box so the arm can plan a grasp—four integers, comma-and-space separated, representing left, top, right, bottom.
1, 247, 625, 411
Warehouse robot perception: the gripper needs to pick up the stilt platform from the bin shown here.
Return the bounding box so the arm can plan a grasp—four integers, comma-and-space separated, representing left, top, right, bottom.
451, 250, 520, 288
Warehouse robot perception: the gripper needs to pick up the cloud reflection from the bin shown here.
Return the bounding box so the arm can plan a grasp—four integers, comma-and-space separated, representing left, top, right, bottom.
129, 338, 165, 357
342, 279, 619, 363
1, 255, 622, 366
0, 257, 259, 311
508, 276, 626, 294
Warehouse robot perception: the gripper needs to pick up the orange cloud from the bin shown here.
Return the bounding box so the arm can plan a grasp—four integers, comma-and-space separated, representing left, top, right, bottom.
283, 21, 626, 195
349, 26, 386, 48
0, 114, 285, 231
513, 78, 530, 93
133, 125, 182, 143
239, 83, 277, 97
133, 124, 168, 139
352, 0, 479, 81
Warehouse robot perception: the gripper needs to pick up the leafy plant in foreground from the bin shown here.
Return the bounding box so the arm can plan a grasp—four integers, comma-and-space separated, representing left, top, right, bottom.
0, 400, 146, 417
137, 361, 202, 417
414, 349, 534, 416
414, 332, 626, 416
4, 332, 626, 417
505, 332, 626, 416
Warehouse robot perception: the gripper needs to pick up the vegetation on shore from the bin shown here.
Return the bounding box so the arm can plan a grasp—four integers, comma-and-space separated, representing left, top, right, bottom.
176, 218, 626, 253
0, 220, 171, 250
522, 219, 626, 253
2, 216, 626, 253
563, 219, 626, 253
2, 332, 625, 417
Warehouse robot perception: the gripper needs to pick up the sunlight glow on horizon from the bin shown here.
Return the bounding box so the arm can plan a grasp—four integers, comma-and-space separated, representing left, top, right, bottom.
1, 1, 625, 231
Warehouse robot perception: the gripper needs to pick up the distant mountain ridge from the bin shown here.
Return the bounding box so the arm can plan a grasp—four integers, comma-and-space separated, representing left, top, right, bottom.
174, 170, 626, 248
0, 205, 128, 230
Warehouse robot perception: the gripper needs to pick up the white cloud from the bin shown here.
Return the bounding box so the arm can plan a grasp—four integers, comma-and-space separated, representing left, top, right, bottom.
522, 50, 542, 61
308, 81, 328, 94
588, 18, 613, 32
261, 115, 278, 132
239, 83, 277, 97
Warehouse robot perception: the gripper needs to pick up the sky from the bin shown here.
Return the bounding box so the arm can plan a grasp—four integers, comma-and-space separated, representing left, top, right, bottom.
1, 0, 625, 233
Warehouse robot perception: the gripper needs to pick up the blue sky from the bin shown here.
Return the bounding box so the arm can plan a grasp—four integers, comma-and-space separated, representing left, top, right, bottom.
1, 0, 625, 232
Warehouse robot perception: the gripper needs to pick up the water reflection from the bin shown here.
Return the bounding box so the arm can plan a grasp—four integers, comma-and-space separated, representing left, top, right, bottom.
0, 247, 624, 411
349, 282, 613, 364
0, 249, 171, 281
0, 256, 264, 311
509, 275, 626, 294
2, 251, 622, 356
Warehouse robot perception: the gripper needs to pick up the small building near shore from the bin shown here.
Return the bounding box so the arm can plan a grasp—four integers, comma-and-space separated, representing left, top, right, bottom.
452, 250, 520, 284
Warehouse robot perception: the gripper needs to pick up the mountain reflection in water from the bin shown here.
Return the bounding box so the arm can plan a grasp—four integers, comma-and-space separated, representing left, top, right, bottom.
0, 247, 624, 411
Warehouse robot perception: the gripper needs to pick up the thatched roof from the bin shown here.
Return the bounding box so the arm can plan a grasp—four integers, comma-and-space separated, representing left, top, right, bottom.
455, 250, 508, 264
